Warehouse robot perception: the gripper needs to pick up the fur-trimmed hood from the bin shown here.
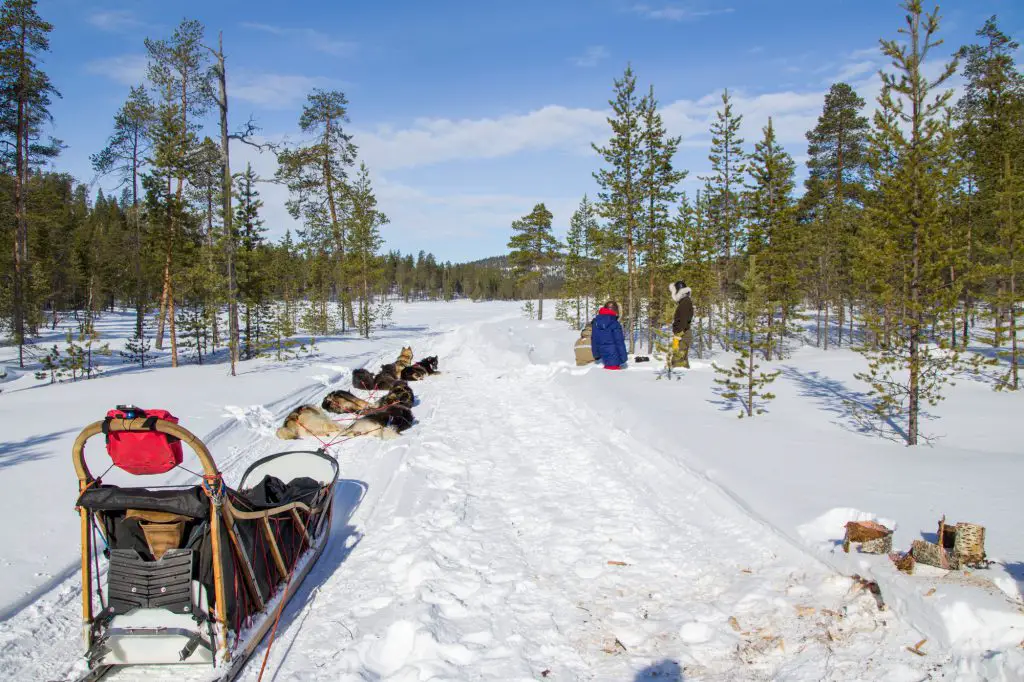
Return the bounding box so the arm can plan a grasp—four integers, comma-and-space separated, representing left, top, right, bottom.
669, 281, 691, 303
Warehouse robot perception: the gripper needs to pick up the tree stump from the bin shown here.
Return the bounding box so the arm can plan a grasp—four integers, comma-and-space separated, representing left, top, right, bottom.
843, 520, 893, 554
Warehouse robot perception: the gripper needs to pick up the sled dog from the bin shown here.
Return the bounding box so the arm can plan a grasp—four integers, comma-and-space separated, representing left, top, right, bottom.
401, 355, 440, 381
361, 404, 414, 433
352, 368, 376, 391
338, 415, 402, 440
276, 405, 342, 440
378, 363, 400, 380
396, 346, 414, 371
321, 390, 371, 414
377, 381, 415, 408
401, 364, 428, 381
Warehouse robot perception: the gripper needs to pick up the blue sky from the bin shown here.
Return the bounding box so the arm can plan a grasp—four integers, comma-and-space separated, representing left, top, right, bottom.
39, 0, 1024, 262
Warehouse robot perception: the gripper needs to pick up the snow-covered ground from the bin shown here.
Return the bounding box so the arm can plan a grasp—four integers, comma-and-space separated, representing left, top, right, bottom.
0, 302, 1022, 680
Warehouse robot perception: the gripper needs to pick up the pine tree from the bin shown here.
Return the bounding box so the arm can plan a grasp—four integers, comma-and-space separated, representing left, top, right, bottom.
802, 83, 870, 349
276, 89, 358, 330
120, 319, 153, 368
668, 186, 718, 357
144, 18, 210, 365
91, 86, 154, 338
593, 65, 644, 350
234, 162, 267, 359
855, 0, 960, 445
564, 194, 598, 327
990, 153, 1024, 390
0, 0, 60, 367
745, 117, 799, 359
705, 89, 746, 315
508, 203, 560, 320
347, 162, 387, 338
955, 17, 1024, 350
639, 85, 686, 352
712, 257, 780, 417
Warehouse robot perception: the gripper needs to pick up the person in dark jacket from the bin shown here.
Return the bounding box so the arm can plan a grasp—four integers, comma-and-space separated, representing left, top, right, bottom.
669, 280, 694, 368
590, 300, 628, 370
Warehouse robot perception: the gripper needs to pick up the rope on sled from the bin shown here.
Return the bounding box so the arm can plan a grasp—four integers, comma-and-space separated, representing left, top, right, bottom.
255, 509, 308, 682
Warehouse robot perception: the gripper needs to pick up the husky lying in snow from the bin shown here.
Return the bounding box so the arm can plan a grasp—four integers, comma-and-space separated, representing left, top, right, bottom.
322, 382, 414, 413
276, 405, 341, 440
276, 404, 401, 441
351, 363, 405, 391
400, 355, 440, 381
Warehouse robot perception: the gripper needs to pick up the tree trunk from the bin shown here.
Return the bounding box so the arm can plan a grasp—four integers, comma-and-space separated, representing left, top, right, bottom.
169, 285, 178, 368
12, 25, 28, 367
213, 33, 239, 376
815, 302, 822, 348
156, 236, 172, 350
837, 299, 845, 348
626, 236, 635, 354
746, 336, 754, 417
1010, 266, 1018, 391
824, 300, 830, 351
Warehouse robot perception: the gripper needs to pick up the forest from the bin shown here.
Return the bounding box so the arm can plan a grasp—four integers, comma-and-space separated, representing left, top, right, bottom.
1, 0, 1021, 446
506, 1, 1023, 444
0, 1, 524, 378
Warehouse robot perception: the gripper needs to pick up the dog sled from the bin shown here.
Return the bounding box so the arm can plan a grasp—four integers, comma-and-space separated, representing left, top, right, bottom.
72, 407, 339, 681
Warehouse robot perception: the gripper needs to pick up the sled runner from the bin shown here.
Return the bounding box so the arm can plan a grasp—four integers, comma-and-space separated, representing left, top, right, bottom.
72, 408, 339, 681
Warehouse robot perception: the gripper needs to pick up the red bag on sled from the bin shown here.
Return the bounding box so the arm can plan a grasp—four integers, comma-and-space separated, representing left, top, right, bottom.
103, 407, 183, 475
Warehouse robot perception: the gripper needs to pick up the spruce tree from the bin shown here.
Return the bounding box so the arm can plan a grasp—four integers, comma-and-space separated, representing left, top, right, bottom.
508, 203, 560, 320
592, 65, 644, 350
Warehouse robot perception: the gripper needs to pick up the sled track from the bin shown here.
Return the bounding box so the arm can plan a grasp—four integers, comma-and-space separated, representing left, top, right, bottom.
0, 331, 451, 682
246, 322, 936, 680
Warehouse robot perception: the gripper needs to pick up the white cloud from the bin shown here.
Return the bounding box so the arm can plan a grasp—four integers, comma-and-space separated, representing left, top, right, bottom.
571, 46, 610, 68
232, 73, 342, 110
241, 23, 356, 57
356, 105, 608, 172
633, 4, 734, 21
83, 54, 148, 86
87, 9, 146, 33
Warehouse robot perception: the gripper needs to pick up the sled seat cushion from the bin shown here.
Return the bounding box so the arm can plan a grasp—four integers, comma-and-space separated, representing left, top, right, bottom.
78, 485, 209, 519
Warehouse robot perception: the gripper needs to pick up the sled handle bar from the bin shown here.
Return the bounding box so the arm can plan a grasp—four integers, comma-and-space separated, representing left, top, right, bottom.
72, 418, 220, 484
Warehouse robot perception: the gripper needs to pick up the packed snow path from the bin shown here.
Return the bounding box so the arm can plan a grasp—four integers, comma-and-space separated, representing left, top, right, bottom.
250, 323, 935, 681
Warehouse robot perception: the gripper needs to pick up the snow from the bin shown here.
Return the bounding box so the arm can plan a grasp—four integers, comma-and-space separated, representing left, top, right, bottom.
1, 303, 1023, 680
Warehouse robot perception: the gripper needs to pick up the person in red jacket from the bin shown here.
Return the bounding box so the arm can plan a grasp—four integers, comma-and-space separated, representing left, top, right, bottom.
590, 300, 628, 370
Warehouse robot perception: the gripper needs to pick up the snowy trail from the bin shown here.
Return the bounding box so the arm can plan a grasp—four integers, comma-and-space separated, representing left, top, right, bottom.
0, 318, 477, 682
249, 322, 935, 681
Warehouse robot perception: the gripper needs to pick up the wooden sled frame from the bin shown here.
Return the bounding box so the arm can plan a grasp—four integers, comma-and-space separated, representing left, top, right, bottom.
73, 418, 339, 680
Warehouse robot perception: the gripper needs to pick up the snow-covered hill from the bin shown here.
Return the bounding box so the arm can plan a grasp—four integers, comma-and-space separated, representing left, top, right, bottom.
0, 302, 1021, 680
